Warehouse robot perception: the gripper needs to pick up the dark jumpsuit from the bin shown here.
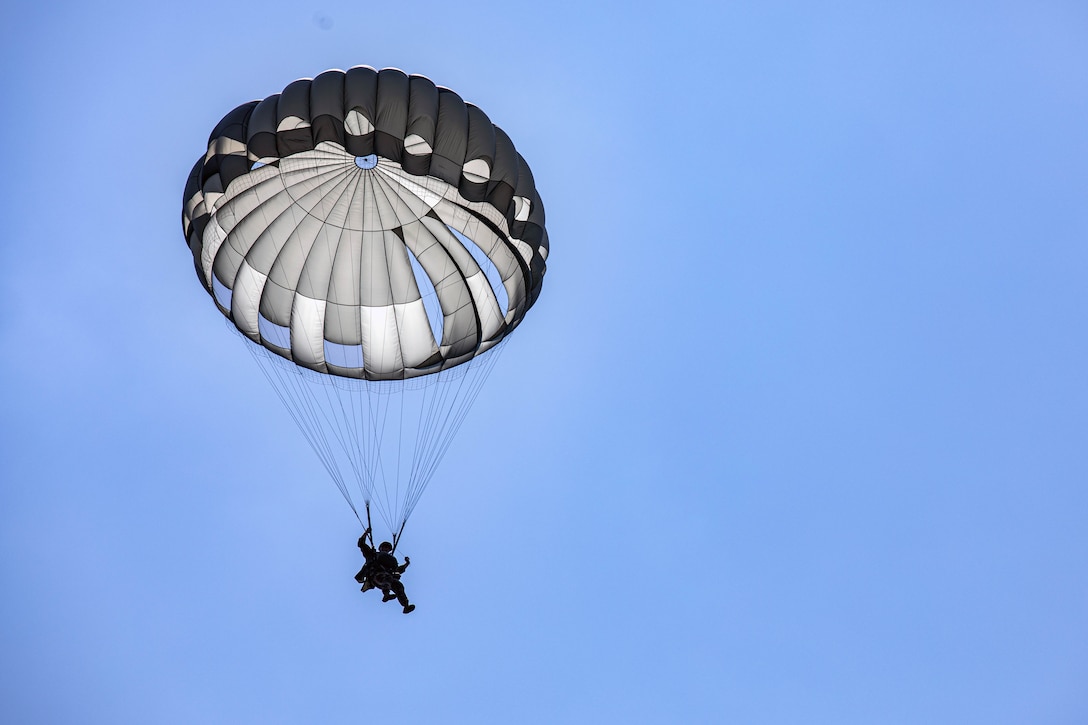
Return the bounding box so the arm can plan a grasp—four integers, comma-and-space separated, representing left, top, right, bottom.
356, 536, 410, 607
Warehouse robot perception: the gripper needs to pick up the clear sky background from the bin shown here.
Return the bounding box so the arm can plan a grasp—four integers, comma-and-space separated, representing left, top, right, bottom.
2, 1, 1087, 723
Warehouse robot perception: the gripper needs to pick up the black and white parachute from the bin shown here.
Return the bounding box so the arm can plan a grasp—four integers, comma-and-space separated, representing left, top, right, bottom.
181, 67, 548, 544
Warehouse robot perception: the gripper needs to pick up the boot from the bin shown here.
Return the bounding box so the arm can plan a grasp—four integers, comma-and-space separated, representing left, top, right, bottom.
402, 604, 415, 614
382, 592, 397, 602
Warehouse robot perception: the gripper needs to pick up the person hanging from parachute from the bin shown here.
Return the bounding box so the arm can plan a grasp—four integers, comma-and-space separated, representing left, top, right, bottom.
355, 527, 415, 614
181, 66, 548, 609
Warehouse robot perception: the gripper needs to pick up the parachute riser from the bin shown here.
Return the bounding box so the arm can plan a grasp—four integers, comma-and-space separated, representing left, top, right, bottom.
365, 502, 375, 548
391, 519, 407, 554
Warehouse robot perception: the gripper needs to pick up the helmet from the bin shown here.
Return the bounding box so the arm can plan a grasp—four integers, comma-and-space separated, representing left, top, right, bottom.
379, 541, 393, 552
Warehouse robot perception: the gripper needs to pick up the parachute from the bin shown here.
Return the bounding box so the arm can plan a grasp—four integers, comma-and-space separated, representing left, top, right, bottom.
181, 67, 548, 545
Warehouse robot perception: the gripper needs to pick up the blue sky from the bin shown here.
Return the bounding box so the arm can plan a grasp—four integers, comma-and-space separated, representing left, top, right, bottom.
2, 1, 1087, 723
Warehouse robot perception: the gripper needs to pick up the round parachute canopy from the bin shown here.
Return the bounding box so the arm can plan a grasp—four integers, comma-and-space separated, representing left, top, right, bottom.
181, 67, 548, 538
183, 66, 547, 379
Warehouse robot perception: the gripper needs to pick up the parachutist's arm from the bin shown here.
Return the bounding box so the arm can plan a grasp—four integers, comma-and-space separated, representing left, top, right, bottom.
358, 532, 376, 558
397, 556, 410, 573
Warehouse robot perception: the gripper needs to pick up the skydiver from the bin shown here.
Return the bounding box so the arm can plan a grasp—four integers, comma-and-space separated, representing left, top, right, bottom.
355, 528, 415, 614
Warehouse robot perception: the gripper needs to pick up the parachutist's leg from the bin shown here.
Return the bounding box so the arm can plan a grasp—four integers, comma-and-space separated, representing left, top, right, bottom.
375, 576, 409, 606
372, 573, 396, 601
387, 579, 410, 608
